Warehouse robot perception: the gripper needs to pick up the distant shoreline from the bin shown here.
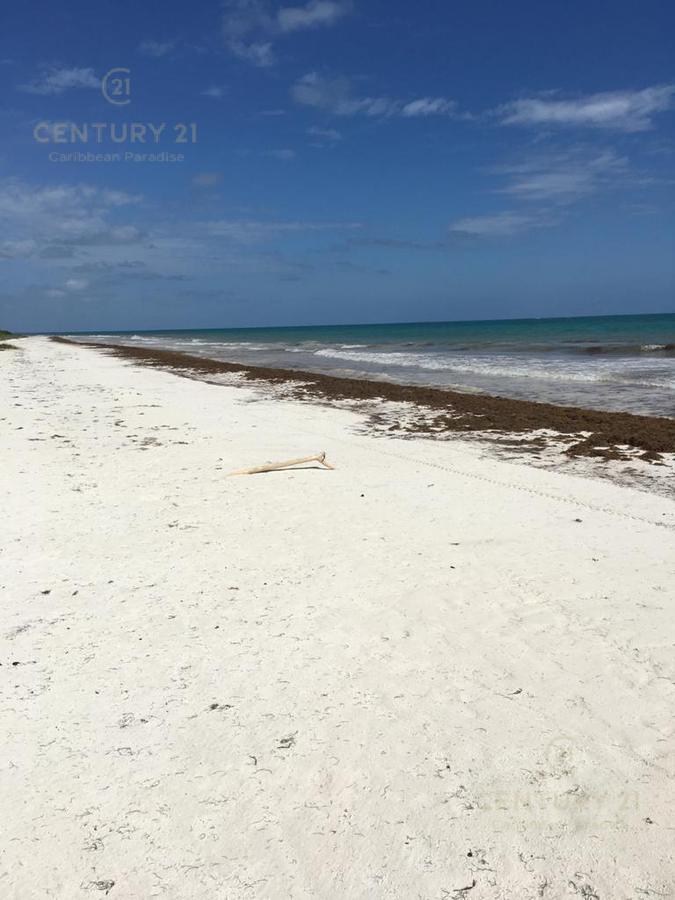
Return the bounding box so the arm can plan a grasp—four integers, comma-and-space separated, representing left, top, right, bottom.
41, 310, 675, 335
53, 336, 675, 463
53, 314, 675, 418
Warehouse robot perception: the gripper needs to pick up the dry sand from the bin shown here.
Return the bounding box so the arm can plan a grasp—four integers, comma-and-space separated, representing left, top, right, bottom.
1, 336, 674, 899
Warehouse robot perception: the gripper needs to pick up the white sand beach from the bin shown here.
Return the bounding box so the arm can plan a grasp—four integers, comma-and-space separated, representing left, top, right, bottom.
2, 336, 674, 899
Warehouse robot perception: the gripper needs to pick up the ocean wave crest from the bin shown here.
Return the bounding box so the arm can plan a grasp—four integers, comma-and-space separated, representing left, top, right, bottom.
312, 347, 675, 388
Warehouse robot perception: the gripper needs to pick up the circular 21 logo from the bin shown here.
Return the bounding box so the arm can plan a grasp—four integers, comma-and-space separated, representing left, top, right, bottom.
102, 68, 131, 106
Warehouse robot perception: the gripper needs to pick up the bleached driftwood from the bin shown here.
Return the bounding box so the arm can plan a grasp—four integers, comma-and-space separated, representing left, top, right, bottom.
227, 451, 335, 476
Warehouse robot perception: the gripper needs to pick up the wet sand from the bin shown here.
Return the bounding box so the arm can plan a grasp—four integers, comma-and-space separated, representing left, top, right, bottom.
54, 337, 675, 462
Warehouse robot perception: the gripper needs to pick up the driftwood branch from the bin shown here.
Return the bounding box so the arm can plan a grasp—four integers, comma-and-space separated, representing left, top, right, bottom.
227, 451, 335, 476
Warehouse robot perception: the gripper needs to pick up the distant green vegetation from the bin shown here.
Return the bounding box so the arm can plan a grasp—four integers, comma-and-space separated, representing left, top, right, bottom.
0, 329, 18, 349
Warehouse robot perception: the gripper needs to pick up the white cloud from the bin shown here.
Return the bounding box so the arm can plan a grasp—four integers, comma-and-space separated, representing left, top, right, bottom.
449, 148, 627, 235
202, 218, 362, 243
221, 0, 276, 65
0, 179, 143, 257
292, 73, 392, 115
192, 172, 223, 187
202, 85, 228, 99
103, 225, 144, 244
342, 97, 397, 117
0, 182, 139, 221
266, 148, 297, 160
222, 0, 274, 39
221, 0, 350, 65
278, 1, 350, 33
292, 72, 349, 110
401, 97, 457, 117
292, 73, 456, 119
499, 85, 675, 132
449, 211, 544, 237
64, 277, 89, 291
101, 190, 141, 208
231, 40, 275, 67
19, 66, 100, 95
308, 125, 342, 141
44, 277, 89, 299
496, 150, 629, 202
0, 239, 37, 259
138, 40, 175, 57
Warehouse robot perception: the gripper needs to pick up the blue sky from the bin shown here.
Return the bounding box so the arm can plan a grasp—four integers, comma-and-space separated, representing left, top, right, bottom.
1, 0, 674, 331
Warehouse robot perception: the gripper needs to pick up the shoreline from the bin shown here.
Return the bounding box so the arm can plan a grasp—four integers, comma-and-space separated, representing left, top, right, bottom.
54, 336, 675, 462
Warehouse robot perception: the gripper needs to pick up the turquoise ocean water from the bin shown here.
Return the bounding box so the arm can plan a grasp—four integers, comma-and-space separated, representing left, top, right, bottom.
74, 313, 675, 416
